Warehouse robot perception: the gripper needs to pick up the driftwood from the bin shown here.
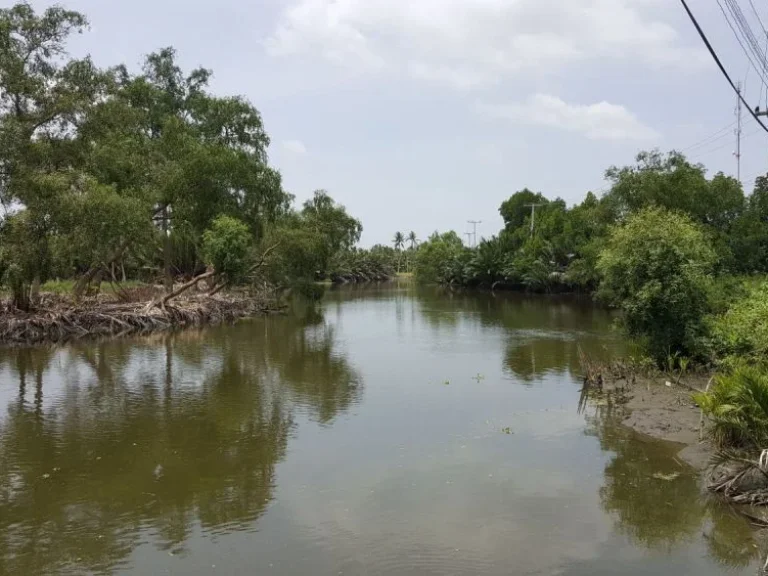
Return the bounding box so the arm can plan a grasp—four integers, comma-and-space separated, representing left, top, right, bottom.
206, 242, 281, 297
144, 269, 216, 312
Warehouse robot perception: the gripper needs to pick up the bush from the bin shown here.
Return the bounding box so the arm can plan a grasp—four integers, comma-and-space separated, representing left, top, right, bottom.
709, 281, 768, 365
202, 215, 251, 284
414, 232, 468, 284
694, 367, 768, 449
596, 207, 716, 363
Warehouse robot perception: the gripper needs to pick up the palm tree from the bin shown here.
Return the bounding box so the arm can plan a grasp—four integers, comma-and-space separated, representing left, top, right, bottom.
393, 232, 405, 273
407, 231, 418, 249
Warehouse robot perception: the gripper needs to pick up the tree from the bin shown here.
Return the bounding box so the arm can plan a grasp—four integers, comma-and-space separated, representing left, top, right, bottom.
0, 3, 103, 300
499, 189, 548, 231
596, 207, 716, 362
110, 48, 286, 293
407, 231, 418, 249
202, 215, 251, 286
262, 191, 363, 290
603, 150, 744, 233
729, 174, 768, 273
393, 231, 405, 273
302, 190, 361, 256
414, 231, 468, 284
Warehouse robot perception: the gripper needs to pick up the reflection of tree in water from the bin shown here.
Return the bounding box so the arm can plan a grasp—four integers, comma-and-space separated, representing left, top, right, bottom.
503, 335, 609, 384
584, 406, 760, 567
0, 305, 361, 575
411, 288, 621, 383
703, 505, 761, 569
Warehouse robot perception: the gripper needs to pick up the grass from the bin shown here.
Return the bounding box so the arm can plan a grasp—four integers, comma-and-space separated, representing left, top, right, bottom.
0, 279, 150, 298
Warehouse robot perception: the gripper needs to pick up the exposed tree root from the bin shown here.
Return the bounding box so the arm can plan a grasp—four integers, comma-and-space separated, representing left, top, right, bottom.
0, 293, 283, 346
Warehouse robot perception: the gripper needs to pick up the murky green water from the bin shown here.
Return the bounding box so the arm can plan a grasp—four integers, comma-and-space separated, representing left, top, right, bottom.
0, 284, 761, 575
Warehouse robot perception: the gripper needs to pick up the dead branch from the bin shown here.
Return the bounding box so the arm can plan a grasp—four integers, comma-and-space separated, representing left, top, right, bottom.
146, 269, 215, 311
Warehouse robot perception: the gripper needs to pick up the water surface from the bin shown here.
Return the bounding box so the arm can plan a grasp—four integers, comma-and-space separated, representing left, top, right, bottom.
0, 284, 760, 575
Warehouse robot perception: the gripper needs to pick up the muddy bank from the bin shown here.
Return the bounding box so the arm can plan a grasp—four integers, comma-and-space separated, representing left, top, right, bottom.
0, 292, 283, 346
599, 374, 713, 470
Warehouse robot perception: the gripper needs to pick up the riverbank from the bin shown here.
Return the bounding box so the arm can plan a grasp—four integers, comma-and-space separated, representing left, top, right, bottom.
0, 291, 283, 346
610, 375, 713, 470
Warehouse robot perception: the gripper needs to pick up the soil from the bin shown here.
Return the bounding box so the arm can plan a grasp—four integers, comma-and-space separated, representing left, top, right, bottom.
605, 374, 714, 470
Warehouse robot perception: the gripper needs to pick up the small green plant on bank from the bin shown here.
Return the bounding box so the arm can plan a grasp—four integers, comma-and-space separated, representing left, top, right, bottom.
694, 367, 768, 449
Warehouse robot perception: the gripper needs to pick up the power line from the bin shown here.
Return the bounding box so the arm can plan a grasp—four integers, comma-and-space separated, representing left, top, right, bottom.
724, 0, 768, 78
679, 0, 768, 134
681, 120, 737, 153
716, 0, 768, 84
747, 0, 767, 36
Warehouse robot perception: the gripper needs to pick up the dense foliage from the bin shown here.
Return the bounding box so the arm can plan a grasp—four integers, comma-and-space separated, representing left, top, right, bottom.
597, 208, 715, 361
413, 147, 768, 364
0, 2, 373, 308
695, 367, 768, 449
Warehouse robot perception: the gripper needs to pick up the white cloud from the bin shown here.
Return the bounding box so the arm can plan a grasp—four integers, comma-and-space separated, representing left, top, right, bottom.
265, 0, 700, 88
282, 139, 307, 154
477, 94, 659, 141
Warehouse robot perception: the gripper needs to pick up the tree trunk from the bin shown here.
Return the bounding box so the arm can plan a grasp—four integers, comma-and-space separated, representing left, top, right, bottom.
74, 239, 132, 299
146, 269, 215, 311
162, 205, 173, 294
29, 275, 40, 304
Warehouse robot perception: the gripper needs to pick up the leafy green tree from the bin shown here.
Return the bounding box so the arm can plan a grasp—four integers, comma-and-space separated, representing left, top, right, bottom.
0, 3, 103, 297
302, 190, 361, 255
729, 175, 768, 273
202, 215, 251, 285
263, 191, 362, 290
414, 231, 468, 284
604, 150, 744, 233
499, 188, 548, 232
597, 207, 716, 362
109, 48, 287, 291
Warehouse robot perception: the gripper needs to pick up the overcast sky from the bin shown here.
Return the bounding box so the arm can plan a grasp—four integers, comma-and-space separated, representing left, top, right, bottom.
29, 0, 768, 245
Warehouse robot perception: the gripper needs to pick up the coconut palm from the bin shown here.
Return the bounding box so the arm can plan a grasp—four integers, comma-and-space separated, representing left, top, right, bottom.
393, 232, 405, 272
393, 232, 405, 251
407, 231, 418, 249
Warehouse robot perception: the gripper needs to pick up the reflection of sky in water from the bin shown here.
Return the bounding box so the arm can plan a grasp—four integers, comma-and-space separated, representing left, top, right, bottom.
0, 285, 760, 575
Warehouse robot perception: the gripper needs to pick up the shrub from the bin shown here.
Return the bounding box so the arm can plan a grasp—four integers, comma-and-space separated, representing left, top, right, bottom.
596, 207, 716, 363
709, 281, 768, 365
694, 367, 768, 449
202, 215, 251, 284
414, 232, 467, 284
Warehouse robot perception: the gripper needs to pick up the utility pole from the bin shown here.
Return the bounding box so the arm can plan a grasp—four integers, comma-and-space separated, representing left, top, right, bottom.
735, 81, 742, 182
464, 232, 472, 247
523, 204, 544, 237
467, 220, 482, 247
